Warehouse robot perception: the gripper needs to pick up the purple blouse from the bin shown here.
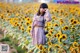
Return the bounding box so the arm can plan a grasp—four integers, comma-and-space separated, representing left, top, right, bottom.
30, 9, 52, 35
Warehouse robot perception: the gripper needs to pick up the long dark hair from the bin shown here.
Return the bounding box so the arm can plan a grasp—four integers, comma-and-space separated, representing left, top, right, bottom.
37, 3, 48, 16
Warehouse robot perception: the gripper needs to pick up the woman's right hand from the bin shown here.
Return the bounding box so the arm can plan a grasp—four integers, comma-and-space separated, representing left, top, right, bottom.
45, 8, 49, 13
30, 30, 33, 37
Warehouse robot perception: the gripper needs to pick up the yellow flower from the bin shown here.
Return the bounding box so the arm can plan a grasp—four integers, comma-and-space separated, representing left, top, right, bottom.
46, 33, 52, 38
54, 44, 61, 48
42, 47, 47, 52
78, 11, 80, 15
62, 26, 69, 30
15, 13, 19, 16
70, 18, 75, 23
61, 34, 67, 40
52, 16, 57, 20
56, 33, 61, 38
48, 47, 52, 52
26, 26, 31, 33
69, 46, 74, 51
25, 20, 31, 25
49, 29, 53, 34
37, 44, 44, 50
59, 18, 64, 25
72, 42, 79, 48
58, 34, 67, 43
10, 19, 13, 24
64, 12, 68, 16
54, 34, 57, 37
53, 23, 58, 27
20, 26, 24, 31
54, 31, 62, 38
41, 50, 46, 53
14, 22, 18, 26
47, 22, 52, 27
38, 50, 46, 53
72, 20, 79, 25
47, 41, 52, 46
25, 17, 30, 21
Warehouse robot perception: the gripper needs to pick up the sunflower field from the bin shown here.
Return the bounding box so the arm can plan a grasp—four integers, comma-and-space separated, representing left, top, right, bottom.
0, 2, 80, 53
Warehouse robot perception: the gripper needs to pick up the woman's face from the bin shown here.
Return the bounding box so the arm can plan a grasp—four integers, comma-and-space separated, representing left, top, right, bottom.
40, 8, 46, 14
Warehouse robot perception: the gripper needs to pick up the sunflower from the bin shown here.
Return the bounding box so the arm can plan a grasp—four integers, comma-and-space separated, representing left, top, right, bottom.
1, 15, 4, 19
62, 26, 69, 30
49, 29, 53, 34
59, 18, 64, 25
54, 44, 61, 48
72, 42, 79, 48
14, 22, 18, 26
64, 12, 68, 17
38, 50, 46, 53
58, 36, 63, 43
72, 20, 79, 25
46, 33, 52, 38
54, 30, 62, 38
52, 16, 57, 20
9, 19, 13, 24
37, 44, 44, 50
58, 34, 67, 43
60, 9, 64, 13
48, 47, 52, 52
54, 34, 57, 38
70, 18, 75, 23
25, 17, 30, 21
72, 50, 77, 53
26, 26, 31, 34
78, 11, 80, 15
20, 26, 24, 31
25, 20, 31, 25
69, 46, 74, 51
47, 41, 52, 46
15, 13, 19, 16
42, 47, 47, 52
42, 50, 46, 53
47, 22, 52, 27
53, 23, 58, 27
61, 34, 67, 40
58, 13, 62, 17
56, 33, 61, 38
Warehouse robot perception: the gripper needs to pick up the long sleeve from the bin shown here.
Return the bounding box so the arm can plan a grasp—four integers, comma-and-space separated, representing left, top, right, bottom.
30, 14, 36, 35
44, 9, 52, 22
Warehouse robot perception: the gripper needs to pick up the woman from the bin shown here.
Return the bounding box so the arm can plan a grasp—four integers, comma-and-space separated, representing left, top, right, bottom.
30, 3, 52, 46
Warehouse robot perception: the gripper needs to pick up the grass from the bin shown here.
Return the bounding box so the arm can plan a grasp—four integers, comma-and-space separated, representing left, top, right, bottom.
0, 35, 27, 53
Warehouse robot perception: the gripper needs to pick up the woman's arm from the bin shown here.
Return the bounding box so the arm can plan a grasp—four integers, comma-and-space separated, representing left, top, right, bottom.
44, 9, 52, 22
30, 14, 36, 36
